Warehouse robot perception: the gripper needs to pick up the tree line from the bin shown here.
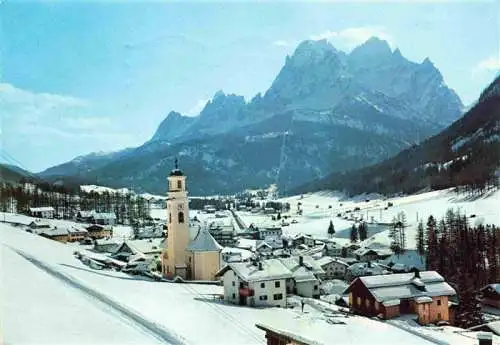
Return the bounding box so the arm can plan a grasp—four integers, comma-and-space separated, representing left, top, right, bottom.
0, 181, 152, 224
417, 209, 499, 328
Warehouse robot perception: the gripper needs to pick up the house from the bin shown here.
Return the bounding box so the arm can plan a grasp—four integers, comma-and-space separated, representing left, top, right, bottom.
113, 239, 163, 262
208, 223, 236, 246
204, 205, 216, 213
480, 284, 500, 309
278, 256, 324, 298
67, 226, 88, 242
382, 249, 426, 273
345, 244, 361, 257
39, 227, 70, 243
28, 220, 51, 230
323, 242, 343, 257
344, 271, 456, 325
256, 241, 274, 256
292, 234, 315, 248
345, 261, 389, 282
222, 251, 243, 263
354, 248, 379, 262
469, 320, 500, 336
86, 224, 112, 239
256, 226, 282, 241
216, 259, 292, 307
316, 256, 353, 280
94, 238, 123, 253
91, 212, 117, 225
29, 207, 54, 219
76, 210, 95, 222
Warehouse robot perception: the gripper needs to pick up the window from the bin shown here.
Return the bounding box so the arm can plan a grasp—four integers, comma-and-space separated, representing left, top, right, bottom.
314, 285, 318, 290
169, 213, 172, 224
437, 313, 441, 321
437, 299, 441, 306
232, 293, 236, 299
177, 180, 182, 190
178, 212, 184, 223
273, 293, 283, 300
259, 295, 268, 301
260, 282, 265, 288
275, 281, 280, 288
232, 281, 235, 287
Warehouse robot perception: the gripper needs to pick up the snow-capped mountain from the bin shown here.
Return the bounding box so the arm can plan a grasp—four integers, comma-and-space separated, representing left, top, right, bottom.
39, 37, 465, 195
295, 75, 500, 196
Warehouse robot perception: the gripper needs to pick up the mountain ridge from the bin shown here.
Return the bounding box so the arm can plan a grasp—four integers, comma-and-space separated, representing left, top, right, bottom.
39, 37, 465, 195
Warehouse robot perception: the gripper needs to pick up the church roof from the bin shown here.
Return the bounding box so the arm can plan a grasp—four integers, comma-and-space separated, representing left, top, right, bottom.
186, 228, 222, 252
169, 169, 184, 177
169, 158, 184, 176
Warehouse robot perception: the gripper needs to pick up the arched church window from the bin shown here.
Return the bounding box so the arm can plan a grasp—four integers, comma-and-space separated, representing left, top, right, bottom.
178, 211, 184, 223
177, 180, 182, 190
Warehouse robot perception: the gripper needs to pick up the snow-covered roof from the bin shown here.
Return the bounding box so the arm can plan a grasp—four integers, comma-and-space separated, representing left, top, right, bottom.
92, 212, 116, 220
278, 256, 324, 282
316, 256, 335, 267
186, 228, 222, 252
29, 220, 51, 227
67, 227, 88, 234
220, 259, 293, 282
382, 249, 426, 271
29, 207, 54, 212
345, 271, 456, 302
482, 283, 500, 294
128, 239, 163, 254
255, 311, 435, 345
40, 227, 69, 236
78, 210, 95, 217
360, 271, 444, 289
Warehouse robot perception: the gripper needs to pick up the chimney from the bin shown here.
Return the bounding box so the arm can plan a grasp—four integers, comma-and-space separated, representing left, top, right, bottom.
414, 269, 420, 278
258, 262, 263, 271
299, 256, 304, 266
478, 332, 492, 345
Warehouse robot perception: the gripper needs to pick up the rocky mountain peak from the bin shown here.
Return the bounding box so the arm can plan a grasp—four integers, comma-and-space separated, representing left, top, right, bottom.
288, 39, 338, 66
350, 36, 392, 60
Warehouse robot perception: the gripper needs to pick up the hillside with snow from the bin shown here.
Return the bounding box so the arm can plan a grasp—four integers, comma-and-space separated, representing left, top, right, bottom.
238, 188, 500, 250
2, 221, 497, 345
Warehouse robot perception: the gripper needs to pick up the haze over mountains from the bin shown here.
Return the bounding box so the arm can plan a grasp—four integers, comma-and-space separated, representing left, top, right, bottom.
39, 37, 465, 195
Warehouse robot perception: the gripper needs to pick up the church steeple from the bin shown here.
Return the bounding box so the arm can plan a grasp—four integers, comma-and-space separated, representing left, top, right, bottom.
162, 157, 189, 278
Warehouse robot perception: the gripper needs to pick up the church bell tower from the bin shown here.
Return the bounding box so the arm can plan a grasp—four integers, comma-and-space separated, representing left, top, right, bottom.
162, 158, 190, 278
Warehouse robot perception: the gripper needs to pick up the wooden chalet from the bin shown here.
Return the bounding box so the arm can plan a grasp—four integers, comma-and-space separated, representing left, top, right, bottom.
344, 270, 456, 325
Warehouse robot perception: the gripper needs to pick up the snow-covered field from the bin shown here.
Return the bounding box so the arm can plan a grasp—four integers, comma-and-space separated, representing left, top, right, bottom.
2, 219, 499, 344
248, 188, 500, 249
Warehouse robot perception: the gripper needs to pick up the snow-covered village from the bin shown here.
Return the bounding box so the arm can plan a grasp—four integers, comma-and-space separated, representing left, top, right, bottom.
1, 2, 500, 345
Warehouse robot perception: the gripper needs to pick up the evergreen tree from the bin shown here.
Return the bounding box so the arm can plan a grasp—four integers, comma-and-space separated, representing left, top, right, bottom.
416, 219, 425, 256
426, 215, 438, 270
327, 220, 335, 237
350, 224, 358, 243
358, 222, 368, 241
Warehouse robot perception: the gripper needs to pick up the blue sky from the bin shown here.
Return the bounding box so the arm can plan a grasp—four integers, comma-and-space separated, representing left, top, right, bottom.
1, 1, 499, 172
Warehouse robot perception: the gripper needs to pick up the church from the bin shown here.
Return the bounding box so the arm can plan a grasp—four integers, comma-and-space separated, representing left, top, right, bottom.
161, 160, 222, 281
